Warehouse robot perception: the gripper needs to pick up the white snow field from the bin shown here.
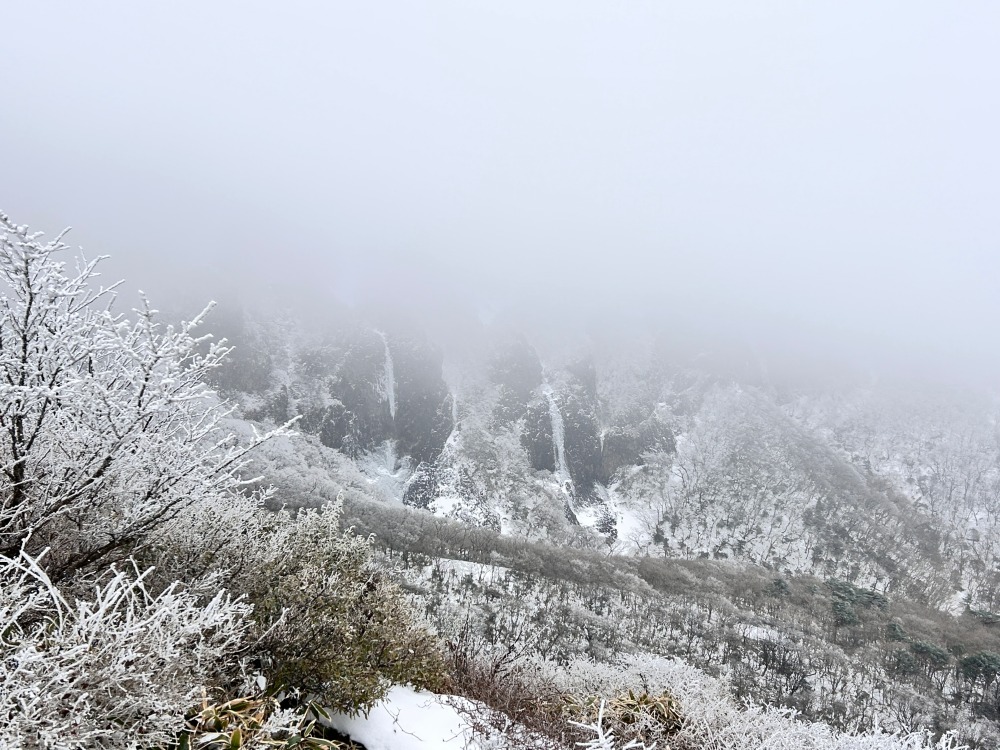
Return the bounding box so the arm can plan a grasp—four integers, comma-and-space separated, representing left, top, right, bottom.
326, 686, 527, 750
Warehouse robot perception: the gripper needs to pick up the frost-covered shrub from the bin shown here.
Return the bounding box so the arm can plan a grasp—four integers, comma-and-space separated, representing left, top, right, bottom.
149, 495, 448, 713
249, 503, 449, 711
570, 700, 657, 750
0, 214, 286, 746
550, 654, 969, 750
441, 614, 566, 735
437, 639, 973, 750
0, 549, 250, 749
560, 690, 682, 747
0, 213, 445, 744
0, 213, 280, 580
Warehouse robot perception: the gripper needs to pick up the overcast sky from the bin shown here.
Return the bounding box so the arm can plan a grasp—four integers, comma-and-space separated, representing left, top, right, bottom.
2, 2, 999, 382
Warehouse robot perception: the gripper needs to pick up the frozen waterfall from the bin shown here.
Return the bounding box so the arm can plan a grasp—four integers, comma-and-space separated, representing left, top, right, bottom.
358, 439, 411, 502
375, 330, 396, 420
542, 383, 572, 491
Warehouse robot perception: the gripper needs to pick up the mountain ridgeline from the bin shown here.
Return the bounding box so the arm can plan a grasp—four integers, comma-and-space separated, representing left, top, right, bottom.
208, 305, 1000, 616
196, 304, 1000, 744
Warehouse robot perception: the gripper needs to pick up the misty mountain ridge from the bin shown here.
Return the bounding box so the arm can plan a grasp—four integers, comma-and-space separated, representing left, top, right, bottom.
6, 209, 999, 748
205, 301, 1000, 615
187, 298, 1000, 745
7, 2, 1000, 746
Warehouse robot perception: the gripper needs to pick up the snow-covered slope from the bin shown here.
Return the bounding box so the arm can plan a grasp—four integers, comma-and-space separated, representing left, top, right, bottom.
209, 305, 1000, 746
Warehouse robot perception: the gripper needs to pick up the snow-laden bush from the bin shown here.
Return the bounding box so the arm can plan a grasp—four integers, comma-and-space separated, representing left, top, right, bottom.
0, 213, 451, 745
0, 547, 250, 749
0, 213, 280, 581
561, 690, 680, 748
0, 213, 288, 745
442, 638, 975, 750
552, 654, 969, 750
148, 494, 449, 713
570, 700, 657, 750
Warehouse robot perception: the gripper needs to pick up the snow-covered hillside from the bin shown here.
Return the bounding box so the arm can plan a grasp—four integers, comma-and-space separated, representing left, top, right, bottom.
203, 304, 1000, 747
214, 307, 999, 609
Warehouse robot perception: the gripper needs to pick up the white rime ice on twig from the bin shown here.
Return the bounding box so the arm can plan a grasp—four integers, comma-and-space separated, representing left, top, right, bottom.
570, 700, 656, 750
0, 547, 250, 748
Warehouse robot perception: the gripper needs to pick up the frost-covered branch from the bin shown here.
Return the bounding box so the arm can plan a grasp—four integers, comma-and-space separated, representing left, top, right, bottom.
569, 699, 657, 750
0, 212, 287, 579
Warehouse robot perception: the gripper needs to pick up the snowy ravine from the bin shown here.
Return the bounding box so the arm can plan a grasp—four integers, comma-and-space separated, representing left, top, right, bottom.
376, 329, 397, 420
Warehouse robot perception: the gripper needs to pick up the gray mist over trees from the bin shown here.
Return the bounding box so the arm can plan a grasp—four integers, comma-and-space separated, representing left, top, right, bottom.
2, 2, 999, 385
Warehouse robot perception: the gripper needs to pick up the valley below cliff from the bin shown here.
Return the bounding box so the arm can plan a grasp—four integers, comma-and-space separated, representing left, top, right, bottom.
208, 303, 1000, 747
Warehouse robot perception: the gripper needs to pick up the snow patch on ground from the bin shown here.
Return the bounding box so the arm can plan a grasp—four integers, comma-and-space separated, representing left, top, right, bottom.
358, 440, 412, 501
430, 492, 468, 520
327, 686, 532, 750
942, 589, 969, 617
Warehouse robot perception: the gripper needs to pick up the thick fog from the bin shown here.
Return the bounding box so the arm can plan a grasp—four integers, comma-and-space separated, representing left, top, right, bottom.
2, 2, 999, 384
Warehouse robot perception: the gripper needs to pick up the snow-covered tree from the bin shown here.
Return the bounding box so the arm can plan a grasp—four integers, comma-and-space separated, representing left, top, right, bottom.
0, 213, 451, 746
0, 213, 284, 746
0, 212, 277, 580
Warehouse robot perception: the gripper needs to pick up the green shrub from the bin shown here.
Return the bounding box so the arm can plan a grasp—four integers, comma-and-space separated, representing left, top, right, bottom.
831, 599, 860, 627
150, 497, 449, 714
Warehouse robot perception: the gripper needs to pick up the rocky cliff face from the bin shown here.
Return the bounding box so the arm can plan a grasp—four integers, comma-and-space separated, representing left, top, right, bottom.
214, 317, 452, 469
301, 333, 394, 456
210, 305, 1000, 612
214, 313, 678, 538
600, 416, 676, 480
388, 333, 453, 465
558, 359, 604, 498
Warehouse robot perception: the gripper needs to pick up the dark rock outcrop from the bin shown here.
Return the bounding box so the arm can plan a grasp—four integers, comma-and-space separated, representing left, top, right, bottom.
560, 383, 603, 496
390, 334, 453, 465
403, 462, 439, 509
490, 339, 543, 426
523, 398, 556, 472
289, 329, 453, 465
296, 334, 393, 457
